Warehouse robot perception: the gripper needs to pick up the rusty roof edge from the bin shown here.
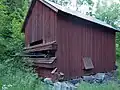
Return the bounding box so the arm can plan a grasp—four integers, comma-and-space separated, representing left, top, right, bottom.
43, 0, 120, 32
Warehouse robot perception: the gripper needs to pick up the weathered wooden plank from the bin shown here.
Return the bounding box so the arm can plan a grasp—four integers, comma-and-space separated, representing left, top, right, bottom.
25, 41, 56, 49
27, 57, 56, 64
34, 64, 55, 68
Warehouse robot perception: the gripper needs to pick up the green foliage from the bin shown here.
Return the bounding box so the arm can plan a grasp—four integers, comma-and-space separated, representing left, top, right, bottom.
77, 0, 94, 15
77, 0, 94, 6
49, 0, 71, 6
95, 3, 120, 27
0, 80, 2, 90
116, 33, 120, 60
49, 0, 94, 8
0, 0, 40, 89
0, 1, 12, 39
0, 0, 28, 64
0, 66, 46, 90
116, 61, 120, 79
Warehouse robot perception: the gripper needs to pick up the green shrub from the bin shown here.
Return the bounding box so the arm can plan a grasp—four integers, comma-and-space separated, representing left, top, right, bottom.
0, 67, 45, 90
116, 61, 120, 79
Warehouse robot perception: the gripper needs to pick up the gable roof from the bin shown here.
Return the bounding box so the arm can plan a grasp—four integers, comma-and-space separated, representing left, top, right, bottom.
22, 0, 120, 32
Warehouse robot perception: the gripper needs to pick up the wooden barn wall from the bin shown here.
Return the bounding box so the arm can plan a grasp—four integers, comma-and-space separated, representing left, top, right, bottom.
25, 13, 32, 47
35, 67, 53, 78
57, 14, 116, 79
25, 0, 57, 47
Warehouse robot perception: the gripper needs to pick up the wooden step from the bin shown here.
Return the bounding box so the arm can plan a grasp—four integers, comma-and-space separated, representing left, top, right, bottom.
15, 54, 46, 57
26, 57, 56, 64
24, 41, 57, 52
34, 64, 55, 69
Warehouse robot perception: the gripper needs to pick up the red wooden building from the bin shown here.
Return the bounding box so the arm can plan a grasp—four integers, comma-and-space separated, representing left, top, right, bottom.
22, 0, 120, 79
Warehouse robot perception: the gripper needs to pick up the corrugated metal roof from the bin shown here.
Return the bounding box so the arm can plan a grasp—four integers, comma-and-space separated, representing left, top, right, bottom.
40, 0, 120, 32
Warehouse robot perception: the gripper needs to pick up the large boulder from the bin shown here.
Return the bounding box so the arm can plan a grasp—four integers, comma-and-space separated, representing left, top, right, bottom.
94, 73, 105, 83
69, 78, 82, 85
82, 75, 95, 83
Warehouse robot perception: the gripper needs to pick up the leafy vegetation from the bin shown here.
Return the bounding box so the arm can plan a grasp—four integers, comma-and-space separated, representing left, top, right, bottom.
0, 0, 35, 89
95, 1, 120, 28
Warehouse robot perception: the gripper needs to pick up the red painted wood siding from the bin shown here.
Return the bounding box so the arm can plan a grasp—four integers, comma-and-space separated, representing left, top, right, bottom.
57, 15, 116, 79
25, 0, 57, 47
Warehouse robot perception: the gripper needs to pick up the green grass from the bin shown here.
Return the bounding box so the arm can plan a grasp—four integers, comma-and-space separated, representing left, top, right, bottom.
0, 62, 47, 90
0, 63, 54, 90
0, 70, 47, 90
0, 61, 120, 90
77, 81, 120, 90
1, 72, 120, 90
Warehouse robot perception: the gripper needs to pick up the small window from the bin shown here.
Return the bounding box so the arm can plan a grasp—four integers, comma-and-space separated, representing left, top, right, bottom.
83, 57, 94, 70
30, 39, 43, 46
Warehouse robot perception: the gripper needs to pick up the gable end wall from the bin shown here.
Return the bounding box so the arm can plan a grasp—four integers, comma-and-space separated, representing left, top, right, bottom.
25, 0, 57, 47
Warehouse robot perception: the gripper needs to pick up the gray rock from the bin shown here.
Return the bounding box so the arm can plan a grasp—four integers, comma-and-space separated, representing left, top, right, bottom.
106, 72, 113, 77
69, 78, 82, 85
54, 82, 62, 90
94, 73, 106, 83
94, 73, 105, 80
105, 71, 118, 81
44, 78, 53, 85
62, 82, 77, 90
112, 70, 119, 78
104, 74, 112, 81
114, 64, 118, 70
117, 80, 120, 84
82, 75, 95, 83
